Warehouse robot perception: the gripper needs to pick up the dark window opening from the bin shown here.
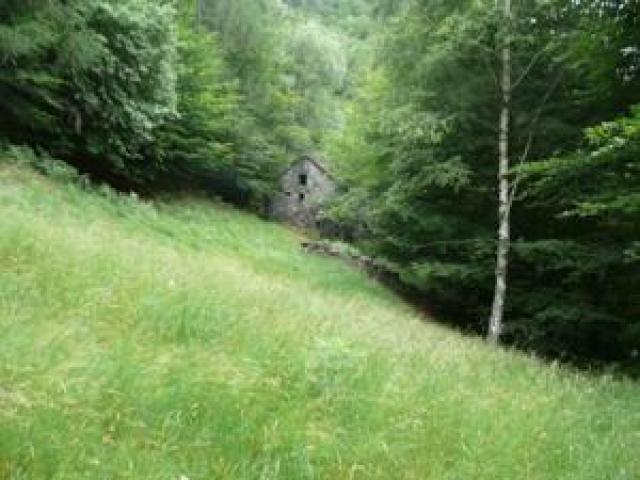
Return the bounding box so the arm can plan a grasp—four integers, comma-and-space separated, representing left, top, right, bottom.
285, 191, 292, 197
299, 192, 305, 202
299, 174, 308, 186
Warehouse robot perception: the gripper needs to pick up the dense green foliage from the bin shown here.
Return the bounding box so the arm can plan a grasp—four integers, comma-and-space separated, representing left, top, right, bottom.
0, 0, 350, 204
516, 107, 640, 359
1, 0, 638, 367
328, 0, 640, 366
1, 0, 178, 186
1, 163, 638, 478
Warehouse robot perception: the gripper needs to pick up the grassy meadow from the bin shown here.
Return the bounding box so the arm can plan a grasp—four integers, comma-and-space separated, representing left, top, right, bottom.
0, 163, 638, 479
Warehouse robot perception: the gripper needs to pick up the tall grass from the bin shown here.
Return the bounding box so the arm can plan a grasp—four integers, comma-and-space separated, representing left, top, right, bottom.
0, 164, 638, 479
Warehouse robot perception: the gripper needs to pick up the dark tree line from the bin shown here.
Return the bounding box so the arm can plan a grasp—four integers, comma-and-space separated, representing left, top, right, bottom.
328, 0, 639, 370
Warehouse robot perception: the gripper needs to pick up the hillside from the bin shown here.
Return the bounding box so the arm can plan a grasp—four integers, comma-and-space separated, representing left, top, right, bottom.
0, 163, 638, 479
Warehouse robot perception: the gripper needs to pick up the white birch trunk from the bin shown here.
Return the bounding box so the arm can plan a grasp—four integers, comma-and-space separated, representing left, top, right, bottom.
488, 0, 512, 344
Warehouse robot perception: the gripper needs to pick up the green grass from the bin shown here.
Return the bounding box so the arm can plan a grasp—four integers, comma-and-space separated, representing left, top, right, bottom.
0, 164, 638, 480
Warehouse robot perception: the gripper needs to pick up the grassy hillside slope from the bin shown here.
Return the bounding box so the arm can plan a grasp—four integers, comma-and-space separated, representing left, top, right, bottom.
0, 164, 638, 479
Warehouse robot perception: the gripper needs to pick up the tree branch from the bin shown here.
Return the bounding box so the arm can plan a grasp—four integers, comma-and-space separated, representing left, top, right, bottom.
512, 44, 551, 91
481, 50, 500, 93
508, 70, 564, 208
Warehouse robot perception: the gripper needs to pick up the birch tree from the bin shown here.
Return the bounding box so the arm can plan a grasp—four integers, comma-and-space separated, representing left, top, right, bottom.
488, 0, 512, 343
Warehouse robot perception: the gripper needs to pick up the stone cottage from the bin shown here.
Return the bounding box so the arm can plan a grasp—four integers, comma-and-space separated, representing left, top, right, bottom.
270, 156, 336, 228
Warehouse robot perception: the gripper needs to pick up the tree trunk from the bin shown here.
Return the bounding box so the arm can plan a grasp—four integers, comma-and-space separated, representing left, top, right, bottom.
488, 0, 512, 344
196, 0, 203, 26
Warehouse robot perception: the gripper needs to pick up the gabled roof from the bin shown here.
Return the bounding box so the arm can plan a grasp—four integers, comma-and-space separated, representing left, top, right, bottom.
290, 155, 334, 180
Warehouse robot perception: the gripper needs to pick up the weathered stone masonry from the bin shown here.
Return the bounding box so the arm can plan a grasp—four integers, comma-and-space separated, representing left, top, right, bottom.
270, 156, 336, 228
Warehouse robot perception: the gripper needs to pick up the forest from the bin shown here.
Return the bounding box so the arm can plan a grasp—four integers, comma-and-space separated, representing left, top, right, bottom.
1, 1, 639, 477
1, 0, 638, 369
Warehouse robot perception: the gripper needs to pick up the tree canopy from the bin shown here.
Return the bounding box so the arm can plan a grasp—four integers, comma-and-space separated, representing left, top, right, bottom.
327, 0, 640, 367
1, 0, 638, 370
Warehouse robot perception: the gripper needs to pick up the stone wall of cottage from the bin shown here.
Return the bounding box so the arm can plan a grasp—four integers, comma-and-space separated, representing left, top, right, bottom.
270, 158, 335, 228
